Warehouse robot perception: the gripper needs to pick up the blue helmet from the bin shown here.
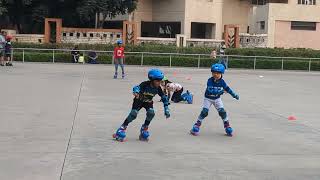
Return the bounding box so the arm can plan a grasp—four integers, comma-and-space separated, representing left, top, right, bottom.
211, 63, 225, 74
117, 40, 123, 45
148, 69, 164, 81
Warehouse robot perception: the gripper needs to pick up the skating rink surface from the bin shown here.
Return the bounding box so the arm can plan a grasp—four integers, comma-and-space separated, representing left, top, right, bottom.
1, 63, 320, 180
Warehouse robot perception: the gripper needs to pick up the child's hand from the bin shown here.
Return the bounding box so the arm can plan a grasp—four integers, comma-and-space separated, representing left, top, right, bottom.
233, 94, 239, 100
133, 93, 139, 98
164, 106, 170, 119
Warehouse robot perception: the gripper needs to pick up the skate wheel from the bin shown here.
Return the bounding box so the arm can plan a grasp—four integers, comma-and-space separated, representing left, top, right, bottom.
139, 135, 149, 142
112, 134, 117, 138
190, 130, 199, 136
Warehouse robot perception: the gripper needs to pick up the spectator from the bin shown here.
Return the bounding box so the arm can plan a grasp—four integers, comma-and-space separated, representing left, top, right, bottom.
5, 35, 13, 66
0, 31, 6, 66
218, 42, 228, 69
71, 45, 80, 63
87, 51, 98, 64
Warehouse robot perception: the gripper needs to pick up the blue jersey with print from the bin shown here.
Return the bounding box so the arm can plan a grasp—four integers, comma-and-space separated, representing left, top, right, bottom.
204, 77, 233, 100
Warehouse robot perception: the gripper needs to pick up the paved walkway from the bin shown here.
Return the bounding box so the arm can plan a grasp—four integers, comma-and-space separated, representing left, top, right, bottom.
1, 63, 319, 180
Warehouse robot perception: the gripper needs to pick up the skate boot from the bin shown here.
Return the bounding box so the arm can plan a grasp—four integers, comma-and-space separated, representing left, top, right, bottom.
112, 126, 127, 142
224, 121, 233, 137
139, 125, 150, 141
190, 120, 202, 136
113, 72, 118, 79
122, 73, 125, 79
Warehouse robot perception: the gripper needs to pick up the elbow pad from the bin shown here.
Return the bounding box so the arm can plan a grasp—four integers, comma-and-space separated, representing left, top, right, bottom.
133, 86, 140, 94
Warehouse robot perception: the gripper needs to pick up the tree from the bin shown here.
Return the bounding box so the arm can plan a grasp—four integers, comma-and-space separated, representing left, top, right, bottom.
77, 0, 138, 28
0, 1, 7, 16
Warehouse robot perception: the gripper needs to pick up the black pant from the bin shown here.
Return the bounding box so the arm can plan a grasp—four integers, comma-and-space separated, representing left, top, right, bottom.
132, 98, 153, 110
171, 88, 184, 103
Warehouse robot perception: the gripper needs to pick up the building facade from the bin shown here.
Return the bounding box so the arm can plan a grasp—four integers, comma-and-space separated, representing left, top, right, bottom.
107, 0, 320, 49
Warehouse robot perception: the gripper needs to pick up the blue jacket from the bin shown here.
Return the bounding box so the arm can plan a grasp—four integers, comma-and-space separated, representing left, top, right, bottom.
205, 77, 236, 100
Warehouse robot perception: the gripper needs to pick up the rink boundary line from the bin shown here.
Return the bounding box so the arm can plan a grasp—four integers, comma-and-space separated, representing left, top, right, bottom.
59, 70, 85, 180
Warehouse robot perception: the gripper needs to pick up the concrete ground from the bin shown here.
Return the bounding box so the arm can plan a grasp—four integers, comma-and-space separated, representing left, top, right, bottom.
0, 63, 320, 180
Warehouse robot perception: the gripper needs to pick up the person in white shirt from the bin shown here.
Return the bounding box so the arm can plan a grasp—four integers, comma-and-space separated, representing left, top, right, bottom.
0, 31, 6, 66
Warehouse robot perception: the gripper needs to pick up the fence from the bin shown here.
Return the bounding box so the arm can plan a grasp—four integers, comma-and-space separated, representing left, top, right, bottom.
10, 48, 320, 71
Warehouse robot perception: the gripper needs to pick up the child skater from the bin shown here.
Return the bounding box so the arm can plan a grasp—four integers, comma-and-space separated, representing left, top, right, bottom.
190, 63, 239, 137
161, 77, 193, 104
113, 40, 125, 79
113, 69, 171, 142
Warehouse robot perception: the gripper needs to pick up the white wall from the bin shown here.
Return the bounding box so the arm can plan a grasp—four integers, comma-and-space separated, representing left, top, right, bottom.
222, 0, 251, 33
267, 2, 320, 47
185, 0, 223, 39
152, 0, 185, 33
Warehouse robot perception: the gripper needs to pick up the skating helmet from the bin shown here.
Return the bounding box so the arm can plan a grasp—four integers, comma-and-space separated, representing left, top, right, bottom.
148, 69, 164, 81
211, 63, 225, 74
117, 40, 123, 45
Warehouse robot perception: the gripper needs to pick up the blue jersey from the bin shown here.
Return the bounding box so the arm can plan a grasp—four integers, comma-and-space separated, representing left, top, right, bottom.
204, 77, 234, 100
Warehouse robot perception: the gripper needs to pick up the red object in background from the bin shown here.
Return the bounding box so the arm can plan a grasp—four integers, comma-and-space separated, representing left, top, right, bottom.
114, 47, 125, 58
288, 116, 297, 121
6, 35, 12, 41
173, 71, 177, 77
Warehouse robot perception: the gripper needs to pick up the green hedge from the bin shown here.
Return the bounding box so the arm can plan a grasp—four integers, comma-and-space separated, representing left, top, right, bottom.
12, 51, 320, 71
12, 42, 320, 58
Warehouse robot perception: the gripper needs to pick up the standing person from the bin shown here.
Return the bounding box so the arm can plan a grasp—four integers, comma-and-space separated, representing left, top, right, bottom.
190, 63, 239, 137
113, 69, 170, 142
0, 31, 6, 66
218, 42, 228, 69
5, 35, 13, 66
113, 40, 125, 79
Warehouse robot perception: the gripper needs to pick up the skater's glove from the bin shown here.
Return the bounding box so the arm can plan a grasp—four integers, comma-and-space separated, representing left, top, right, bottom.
232, 93, 239, 100
164, 106, 170, 119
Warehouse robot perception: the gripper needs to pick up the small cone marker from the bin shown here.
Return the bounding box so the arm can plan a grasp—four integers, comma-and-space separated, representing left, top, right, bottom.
173, 71, 177, 77
288, 116, 297, 121
186, 76, 192, 80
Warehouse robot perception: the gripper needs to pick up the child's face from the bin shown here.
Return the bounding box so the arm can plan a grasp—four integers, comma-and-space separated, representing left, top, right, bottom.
152, 80, 161, 87
212, 72, 222, 80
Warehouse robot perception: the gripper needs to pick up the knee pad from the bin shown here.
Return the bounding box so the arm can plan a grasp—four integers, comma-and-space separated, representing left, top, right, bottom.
200, 108, 209, 119
127, 109, 138, 122
218, 108, 227, 120
146, 108, 155, 122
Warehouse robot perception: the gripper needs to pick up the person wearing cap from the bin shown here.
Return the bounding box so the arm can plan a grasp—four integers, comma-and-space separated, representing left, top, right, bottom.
113, 40, 125, 79
5, 35, 13, 66
218, 42, 228, 69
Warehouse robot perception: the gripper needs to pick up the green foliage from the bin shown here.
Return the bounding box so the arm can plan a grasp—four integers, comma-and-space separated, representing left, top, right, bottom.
0, 0, 138, 33
78, 0, 137, 28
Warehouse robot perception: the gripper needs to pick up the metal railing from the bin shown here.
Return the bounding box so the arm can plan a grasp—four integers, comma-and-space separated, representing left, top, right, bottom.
10, 48, 320, 72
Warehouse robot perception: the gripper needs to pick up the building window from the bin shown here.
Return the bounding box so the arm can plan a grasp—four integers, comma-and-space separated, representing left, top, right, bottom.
291, 21, 316, 31
252, 0, 267, 5
260, 21, 265, 30
298, 0, 316, 5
